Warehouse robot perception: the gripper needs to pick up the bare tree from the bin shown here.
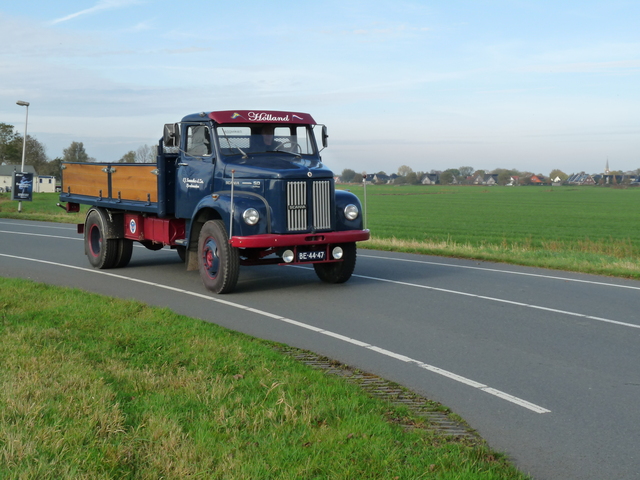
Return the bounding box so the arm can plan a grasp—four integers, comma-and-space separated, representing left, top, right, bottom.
135, 144, 156, 163
397, 165, 413, 177
341, 168, 356, 183
458, 166, 474, 178
25, 135, 49, 173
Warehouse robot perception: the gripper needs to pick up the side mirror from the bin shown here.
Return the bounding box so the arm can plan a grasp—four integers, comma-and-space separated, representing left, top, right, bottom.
322, 125, 329, 148
163, 123, 180, 148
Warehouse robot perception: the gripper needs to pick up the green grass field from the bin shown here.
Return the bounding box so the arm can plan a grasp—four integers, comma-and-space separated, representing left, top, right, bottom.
345, 184, 640, 278
0, 278, 527, 479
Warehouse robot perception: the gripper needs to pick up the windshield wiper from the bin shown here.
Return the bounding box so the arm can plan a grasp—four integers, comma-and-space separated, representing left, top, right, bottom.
272, 148, 302, 159
233, 145, 249, 159
219, 127, 248, 159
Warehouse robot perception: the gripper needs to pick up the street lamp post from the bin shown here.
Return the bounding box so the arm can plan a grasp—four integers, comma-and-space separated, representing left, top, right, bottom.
16, 100, 29, 213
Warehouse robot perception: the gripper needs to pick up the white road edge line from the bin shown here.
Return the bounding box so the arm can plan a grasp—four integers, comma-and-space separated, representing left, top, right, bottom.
0, 230, 83, 241
360, 253, 640, 291
0, 252, 550, 414
352, 273, 640, 331
0, 220, 77, 231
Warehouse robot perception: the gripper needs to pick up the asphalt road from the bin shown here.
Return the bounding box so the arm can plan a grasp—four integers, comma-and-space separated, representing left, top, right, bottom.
1, 218, 639, 480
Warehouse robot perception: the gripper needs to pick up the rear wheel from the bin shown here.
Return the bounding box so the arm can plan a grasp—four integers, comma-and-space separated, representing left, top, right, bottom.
84, 209, 119, 269
313, 243, 357, 284
198, 220, 239, 294
114, 238, 133, 268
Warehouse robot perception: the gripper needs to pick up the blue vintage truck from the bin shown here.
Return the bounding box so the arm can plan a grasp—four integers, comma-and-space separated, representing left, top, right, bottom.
59, 110, 370, 293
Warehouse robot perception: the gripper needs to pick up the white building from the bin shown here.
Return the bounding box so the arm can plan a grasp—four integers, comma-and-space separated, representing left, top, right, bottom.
0, 165, 57, 193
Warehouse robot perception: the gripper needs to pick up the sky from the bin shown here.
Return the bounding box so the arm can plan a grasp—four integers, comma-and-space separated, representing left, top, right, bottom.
1, 0, 639, 176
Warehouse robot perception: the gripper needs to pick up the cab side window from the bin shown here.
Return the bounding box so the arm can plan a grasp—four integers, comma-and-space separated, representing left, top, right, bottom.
186, 125, 213, 157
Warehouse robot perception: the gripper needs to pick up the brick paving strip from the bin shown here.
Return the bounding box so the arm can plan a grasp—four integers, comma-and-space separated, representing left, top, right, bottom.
274, 346, 479, 441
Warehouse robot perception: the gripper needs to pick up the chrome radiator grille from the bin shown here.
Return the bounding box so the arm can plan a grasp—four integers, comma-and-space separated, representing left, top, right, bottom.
286, 180, 332, 231
287, 181, 307, 231
312, 180, 331, 230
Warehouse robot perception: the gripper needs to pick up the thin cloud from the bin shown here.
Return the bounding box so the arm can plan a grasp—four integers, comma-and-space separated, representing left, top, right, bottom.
523, 59, 640, 74
51, 0, 141, 25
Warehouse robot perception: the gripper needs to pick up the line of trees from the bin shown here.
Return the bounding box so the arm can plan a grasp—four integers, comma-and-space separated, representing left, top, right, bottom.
340, 165, 615, 186
1, 122, 54, 175
0, 122, 155, 178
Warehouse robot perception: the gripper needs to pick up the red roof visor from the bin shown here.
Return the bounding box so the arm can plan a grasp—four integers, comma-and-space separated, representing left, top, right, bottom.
208, 110, 316, 125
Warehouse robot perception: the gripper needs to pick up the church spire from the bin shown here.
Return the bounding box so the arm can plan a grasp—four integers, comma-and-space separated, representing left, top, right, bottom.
604, 158, 610, 174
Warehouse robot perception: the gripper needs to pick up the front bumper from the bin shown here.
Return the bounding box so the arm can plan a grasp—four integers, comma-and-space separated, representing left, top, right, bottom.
229, 229, 370, 248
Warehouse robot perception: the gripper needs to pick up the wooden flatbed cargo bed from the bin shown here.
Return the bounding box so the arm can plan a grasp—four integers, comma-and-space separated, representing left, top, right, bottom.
60, 162, 172, 216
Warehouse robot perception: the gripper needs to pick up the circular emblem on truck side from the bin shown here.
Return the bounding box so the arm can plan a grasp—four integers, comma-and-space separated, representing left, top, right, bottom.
129, 219, 137, 234
307, 171, 312, 177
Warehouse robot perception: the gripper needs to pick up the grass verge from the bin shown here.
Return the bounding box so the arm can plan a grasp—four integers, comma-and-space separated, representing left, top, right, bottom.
0, 192, 87, 223
364, 235, 640, 278
0, 277, 528, 479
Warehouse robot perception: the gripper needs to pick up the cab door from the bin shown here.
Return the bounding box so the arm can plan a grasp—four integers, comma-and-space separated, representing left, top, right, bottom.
175, 124, 216, 219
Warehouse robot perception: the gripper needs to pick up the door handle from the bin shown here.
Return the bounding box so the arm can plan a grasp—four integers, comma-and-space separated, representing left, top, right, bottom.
177, 163, 188, 166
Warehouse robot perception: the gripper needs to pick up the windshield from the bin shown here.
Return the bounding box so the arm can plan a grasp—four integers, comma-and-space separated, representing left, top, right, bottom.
216, 124, 317, 157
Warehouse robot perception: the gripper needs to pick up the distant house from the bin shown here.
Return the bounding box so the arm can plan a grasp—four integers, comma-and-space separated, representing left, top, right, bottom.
35, 175, 57, 193
472, 174, 498, 185
372, 173, 390, 184
551, 176, 563, 186
421, 173, 439, 185
0, 165, 56, 193
567, 173, 595, 185
529, 175, 546, 185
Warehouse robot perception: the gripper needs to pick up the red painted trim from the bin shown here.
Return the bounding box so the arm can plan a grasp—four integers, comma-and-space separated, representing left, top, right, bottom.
208, 110, 316, 125
229, 230, 370, 248
124, 214, 186, 245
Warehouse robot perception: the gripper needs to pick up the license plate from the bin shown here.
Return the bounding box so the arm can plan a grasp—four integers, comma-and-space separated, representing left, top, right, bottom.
297, 250, 325, 262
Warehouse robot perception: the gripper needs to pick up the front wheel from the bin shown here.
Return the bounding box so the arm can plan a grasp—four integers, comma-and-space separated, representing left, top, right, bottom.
198, 220, 240, 294
313, 243, 357, 284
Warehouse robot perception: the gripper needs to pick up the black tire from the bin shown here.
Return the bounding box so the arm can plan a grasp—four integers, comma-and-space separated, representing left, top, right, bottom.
314, 243, 357, 284
85, 209, 119, 269
114, 238, 133, 268
198, 220, 240, 294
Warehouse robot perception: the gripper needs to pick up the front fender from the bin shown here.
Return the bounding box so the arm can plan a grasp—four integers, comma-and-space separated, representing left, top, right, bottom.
191, 192, 271, 238
335, 190, 364, 231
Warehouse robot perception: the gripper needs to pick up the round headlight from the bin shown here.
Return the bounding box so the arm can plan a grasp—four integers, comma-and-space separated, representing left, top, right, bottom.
332, 246, 344, 260
242, 208, 260, 225
344, 204, 359, 221
282, 249, 294, 263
